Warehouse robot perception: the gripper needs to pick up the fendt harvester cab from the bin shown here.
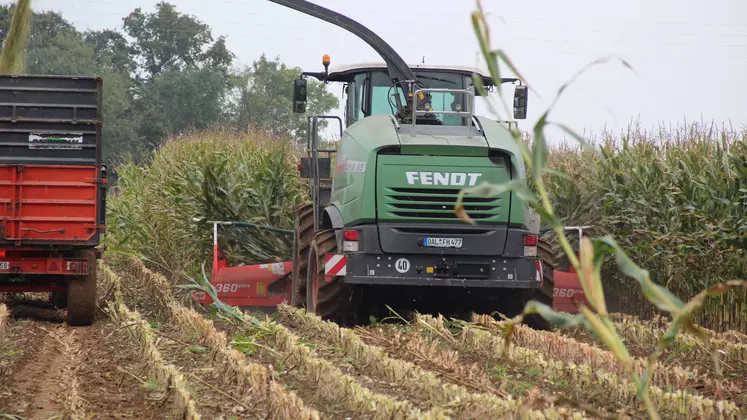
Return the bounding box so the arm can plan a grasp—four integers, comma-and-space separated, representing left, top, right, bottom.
269, 0, 554, 327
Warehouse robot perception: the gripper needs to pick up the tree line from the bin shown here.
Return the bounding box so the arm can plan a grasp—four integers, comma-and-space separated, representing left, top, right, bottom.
0, 1, 339, 164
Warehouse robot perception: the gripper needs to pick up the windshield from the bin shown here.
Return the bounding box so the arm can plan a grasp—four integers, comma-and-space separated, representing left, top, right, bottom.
346, 70, 472, 126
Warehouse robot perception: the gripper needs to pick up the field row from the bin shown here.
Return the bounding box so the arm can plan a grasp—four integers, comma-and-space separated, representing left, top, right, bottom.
109, 257, 590, 419
102, 259, 320, 419
104, 256, 743, 419
471, 313, 746, 405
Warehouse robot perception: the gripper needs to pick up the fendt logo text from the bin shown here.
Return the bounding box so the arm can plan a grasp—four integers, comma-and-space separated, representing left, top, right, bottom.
405, 171, 482, 186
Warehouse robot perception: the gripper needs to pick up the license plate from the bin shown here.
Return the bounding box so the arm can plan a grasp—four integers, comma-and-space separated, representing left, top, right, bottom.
0, 262, 8, 270
423, 237, 463, 248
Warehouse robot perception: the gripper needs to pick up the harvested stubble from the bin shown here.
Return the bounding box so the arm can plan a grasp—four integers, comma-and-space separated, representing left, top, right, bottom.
471, 314, 741, 397
0, 303, 8, 342
355, 324, 503, 397
276, 304, 588, 420
240, 309, 445, 420
417, 314, 741, 419
609, 313, 747, 362
110, 258, 320, 420
54, 328, 88, 419
610, 314, 747, 345
100, 265, 201, 420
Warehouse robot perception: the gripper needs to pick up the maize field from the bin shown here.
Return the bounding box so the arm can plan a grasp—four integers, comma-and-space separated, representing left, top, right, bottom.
0, 0, 743, 417
0, 121, 737, 419
106, 122, 747, 334
0, 254, 742, 419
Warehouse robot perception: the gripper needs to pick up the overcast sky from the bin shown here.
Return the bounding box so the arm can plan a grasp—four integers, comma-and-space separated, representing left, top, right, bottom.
31, 0, 747, 143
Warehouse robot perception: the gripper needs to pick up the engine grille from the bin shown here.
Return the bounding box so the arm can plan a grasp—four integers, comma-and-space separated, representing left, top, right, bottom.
381, 187, 503, 222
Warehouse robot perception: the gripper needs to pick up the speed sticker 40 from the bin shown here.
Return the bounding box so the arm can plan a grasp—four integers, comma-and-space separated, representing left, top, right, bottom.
0, 262, 9, 270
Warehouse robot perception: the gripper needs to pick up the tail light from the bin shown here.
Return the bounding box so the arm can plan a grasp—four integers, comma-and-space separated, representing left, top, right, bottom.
524, 234, 537, 257
343, 229, 359, 252
0, 250, 5, 258
64, 259, 88, 274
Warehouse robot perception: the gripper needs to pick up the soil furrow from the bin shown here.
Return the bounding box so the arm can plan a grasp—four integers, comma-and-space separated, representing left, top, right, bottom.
0, 302, 171, 419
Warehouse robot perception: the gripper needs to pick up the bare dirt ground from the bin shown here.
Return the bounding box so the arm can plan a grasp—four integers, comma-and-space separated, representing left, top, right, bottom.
0, 261, 742, 420
0, 301, 168, 419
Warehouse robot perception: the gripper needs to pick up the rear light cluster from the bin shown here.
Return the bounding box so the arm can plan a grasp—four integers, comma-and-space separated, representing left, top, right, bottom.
343, 229, 360, 252
524, 234, 538, 257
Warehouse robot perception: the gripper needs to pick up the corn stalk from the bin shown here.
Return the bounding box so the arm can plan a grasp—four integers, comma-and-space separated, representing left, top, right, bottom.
106, 128, 307, 277
463, 2, 747, 418
0, 0, 31, 74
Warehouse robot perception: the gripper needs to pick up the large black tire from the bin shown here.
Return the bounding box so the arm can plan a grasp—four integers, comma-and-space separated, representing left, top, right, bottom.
522, 239, 555, 330
291, 203, 314, 308
306, 230, 358, 326
67, 250, 97, 326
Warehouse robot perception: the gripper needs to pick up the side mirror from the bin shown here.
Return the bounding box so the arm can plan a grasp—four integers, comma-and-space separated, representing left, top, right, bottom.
293, 78, 307, 113
513, 84, 528, 120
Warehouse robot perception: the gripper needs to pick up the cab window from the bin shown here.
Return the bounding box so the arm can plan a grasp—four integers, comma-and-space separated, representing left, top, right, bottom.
345, 70, 471, 126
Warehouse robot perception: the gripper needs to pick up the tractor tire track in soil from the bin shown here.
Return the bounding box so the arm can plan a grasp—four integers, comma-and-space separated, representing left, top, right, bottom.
0, 302, 171, 419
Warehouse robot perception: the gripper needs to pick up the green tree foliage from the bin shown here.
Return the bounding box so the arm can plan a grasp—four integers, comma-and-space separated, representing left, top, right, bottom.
228, 54, 340, 143
0, 1, 338, 163
136, 68, 227, 145
123, 1, 233, 78
84, 29, 136, 74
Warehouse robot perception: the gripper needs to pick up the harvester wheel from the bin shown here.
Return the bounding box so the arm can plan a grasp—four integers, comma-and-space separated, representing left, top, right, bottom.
67, 250, 97, 326
306, 230, 358, 326
291, 203, 315, 308
522, 239, 555, 330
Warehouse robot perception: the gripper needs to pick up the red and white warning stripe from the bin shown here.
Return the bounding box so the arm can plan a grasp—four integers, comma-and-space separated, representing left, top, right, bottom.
536, 260, 543, 287
325, 254, 347, 276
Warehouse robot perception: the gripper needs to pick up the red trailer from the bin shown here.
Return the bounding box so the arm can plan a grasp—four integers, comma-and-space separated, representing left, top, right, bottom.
0, 74, 106, 326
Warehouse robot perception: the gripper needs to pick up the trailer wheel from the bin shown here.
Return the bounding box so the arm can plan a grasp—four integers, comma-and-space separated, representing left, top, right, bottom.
306, 230, 358, 326
291, 203, 314, 308
67, 250, 97, 326
523, 239, 555, 330
50, 291, 68, 309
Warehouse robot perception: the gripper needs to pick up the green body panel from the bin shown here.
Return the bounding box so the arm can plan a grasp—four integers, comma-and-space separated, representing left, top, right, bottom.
332, 115, 400, 226
398, 127, 488, 157
376, 154, 510, 224
475, 117, 530, 229
329, 113, 533, 229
